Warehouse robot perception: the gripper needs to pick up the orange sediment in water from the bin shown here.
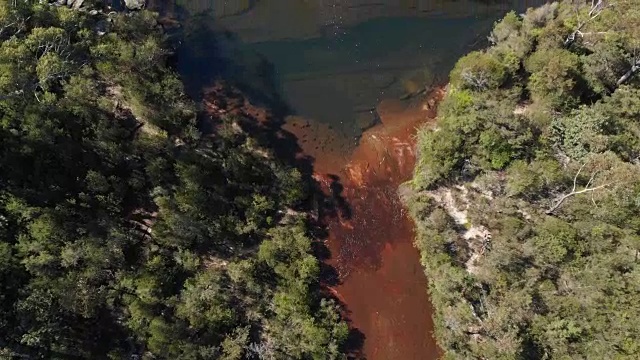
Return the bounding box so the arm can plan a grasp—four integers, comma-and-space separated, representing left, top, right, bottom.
288, 88, 445, 359
204, 80, 445, 359
282, 115, 355, 174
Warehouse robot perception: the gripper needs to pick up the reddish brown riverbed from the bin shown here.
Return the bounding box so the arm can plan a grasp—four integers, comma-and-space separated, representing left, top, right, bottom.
284, 90, 445, 359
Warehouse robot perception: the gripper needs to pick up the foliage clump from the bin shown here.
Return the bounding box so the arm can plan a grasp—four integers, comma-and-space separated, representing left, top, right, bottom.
0, 2, 347, 359
409, 1, 640, 359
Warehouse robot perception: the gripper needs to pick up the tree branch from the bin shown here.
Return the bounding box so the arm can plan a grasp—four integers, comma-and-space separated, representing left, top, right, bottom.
546, 164, 612, 214
564, 0, 611, 47
588, 0, 604, 17
546, 183, 611, 214
572, 162, 586, 192
616, 58, 640, 86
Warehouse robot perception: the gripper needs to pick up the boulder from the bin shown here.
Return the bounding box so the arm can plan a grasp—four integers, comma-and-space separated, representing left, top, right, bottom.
124, 0, 146, 10
67, 0, 85, 9
50, 0, 85, 9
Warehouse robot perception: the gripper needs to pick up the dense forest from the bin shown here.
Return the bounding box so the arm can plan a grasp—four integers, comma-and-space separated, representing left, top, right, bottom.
0, 1, 347, 359
407, 0, 640, 358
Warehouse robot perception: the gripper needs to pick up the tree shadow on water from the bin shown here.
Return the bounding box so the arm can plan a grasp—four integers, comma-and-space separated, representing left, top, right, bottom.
346, 329, 367, 359
327, 174, 353, 220
175, 11, 289, 117
172, 8, 365, 357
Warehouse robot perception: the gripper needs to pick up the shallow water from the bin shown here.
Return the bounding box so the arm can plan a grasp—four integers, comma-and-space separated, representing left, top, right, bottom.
150, 1, 546, 358
300, 93, 445, 358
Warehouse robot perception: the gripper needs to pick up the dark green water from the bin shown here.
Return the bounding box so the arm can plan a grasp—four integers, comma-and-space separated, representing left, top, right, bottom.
153, 0, 545, 140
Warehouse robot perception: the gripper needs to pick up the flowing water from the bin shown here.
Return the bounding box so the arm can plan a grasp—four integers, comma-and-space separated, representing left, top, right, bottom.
144, 1, 546, 358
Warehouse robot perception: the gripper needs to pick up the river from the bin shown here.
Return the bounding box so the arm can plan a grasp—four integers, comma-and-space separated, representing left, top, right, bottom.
144, 1, 545, 358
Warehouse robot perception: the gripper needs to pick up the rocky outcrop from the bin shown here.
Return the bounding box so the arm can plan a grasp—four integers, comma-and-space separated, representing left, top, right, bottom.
52, 0, 86, 9
68, 0, 85, 8
124, 0, 146, 10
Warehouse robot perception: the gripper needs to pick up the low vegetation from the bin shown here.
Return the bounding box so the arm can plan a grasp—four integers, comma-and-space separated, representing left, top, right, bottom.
408, 1, 640, 358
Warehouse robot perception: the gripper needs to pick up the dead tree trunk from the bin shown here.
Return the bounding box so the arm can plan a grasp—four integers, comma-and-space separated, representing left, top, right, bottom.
564, 0, 609, 47
617, 58, 640, 86
546, 163, 612, 214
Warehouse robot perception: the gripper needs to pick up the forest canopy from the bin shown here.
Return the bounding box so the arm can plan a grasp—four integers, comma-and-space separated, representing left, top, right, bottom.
409, 0, 640, 359
0, 1, 347, 359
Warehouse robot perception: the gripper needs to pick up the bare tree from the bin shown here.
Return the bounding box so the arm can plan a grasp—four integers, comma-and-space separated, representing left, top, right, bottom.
616, 51, 640, 86
0, 11, 29, 39
461, 69, 491, 91
35, 32, 72, 60
248, 340, 276, 360
564, 0, 611, 47
546, 162, 613, 214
